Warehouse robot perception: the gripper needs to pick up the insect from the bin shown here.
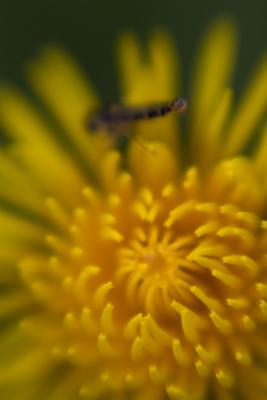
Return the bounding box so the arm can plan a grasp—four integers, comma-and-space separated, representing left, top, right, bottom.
87, 97, 187, 153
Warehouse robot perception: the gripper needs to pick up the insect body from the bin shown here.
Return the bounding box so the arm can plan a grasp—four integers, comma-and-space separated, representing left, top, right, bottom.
88, 97, 187, 131
87, 97, 187, 153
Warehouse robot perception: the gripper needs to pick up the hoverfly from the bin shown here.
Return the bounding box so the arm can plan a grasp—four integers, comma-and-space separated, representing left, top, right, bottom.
87, 97, 187, 153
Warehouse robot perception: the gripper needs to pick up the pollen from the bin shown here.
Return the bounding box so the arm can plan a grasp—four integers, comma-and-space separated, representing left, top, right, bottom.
14, 154, 267, 399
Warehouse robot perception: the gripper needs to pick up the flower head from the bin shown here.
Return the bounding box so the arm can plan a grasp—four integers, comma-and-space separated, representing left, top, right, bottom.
0, 19, 267, 400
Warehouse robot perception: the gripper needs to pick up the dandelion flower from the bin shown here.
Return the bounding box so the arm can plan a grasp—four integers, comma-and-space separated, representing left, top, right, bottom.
0, 18, 267, 400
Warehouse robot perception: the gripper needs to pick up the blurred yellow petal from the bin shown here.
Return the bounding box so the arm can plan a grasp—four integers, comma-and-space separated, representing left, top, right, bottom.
0, 150, 45, 213
0, 87, 85, 205
189, 18, 237, 156
254, 122, 267, 172
222, 55, 267, 157
118, 31, 181, 151
128, 141, 178, 191
27, 47, 110, 172
118, 30, 179, 102
117, 33, 142, 96
198, 87, 233, 167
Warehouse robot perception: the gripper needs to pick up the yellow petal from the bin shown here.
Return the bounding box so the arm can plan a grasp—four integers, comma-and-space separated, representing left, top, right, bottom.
117, 31, 181, 151
222, 55, 267, 157
254, 121, 267, 172
117, 33, 142, 97
198, 87, 233, 167
128, 141, 178, 192
118, 30, 179, 102
27, 47, 109, 173
189, 18, 237, 155
0, 149, 45, 213
0, 87, 85, 204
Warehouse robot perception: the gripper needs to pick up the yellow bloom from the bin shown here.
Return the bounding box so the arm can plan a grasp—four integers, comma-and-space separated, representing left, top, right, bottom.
0, 18, 267, 400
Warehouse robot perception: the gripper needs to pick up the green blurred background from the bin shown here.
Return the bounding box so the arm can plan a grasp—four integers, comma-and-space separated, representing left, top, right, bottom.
0, 0, 266, 100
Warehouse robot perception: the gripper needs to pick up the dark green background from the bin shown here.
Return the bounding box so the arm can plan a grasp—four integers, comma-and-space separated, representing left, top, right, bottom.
0, 0, 266, 99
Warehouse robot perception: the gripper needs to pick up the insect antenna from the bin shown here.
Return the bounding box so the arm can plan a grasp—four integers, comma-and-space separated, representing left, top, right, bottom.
131, 135, 156, 155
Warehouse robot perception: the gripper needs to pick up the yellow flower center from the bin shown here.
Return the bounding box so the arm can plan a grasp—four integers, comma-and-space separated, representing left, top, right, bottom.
19, 152, 267, 398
